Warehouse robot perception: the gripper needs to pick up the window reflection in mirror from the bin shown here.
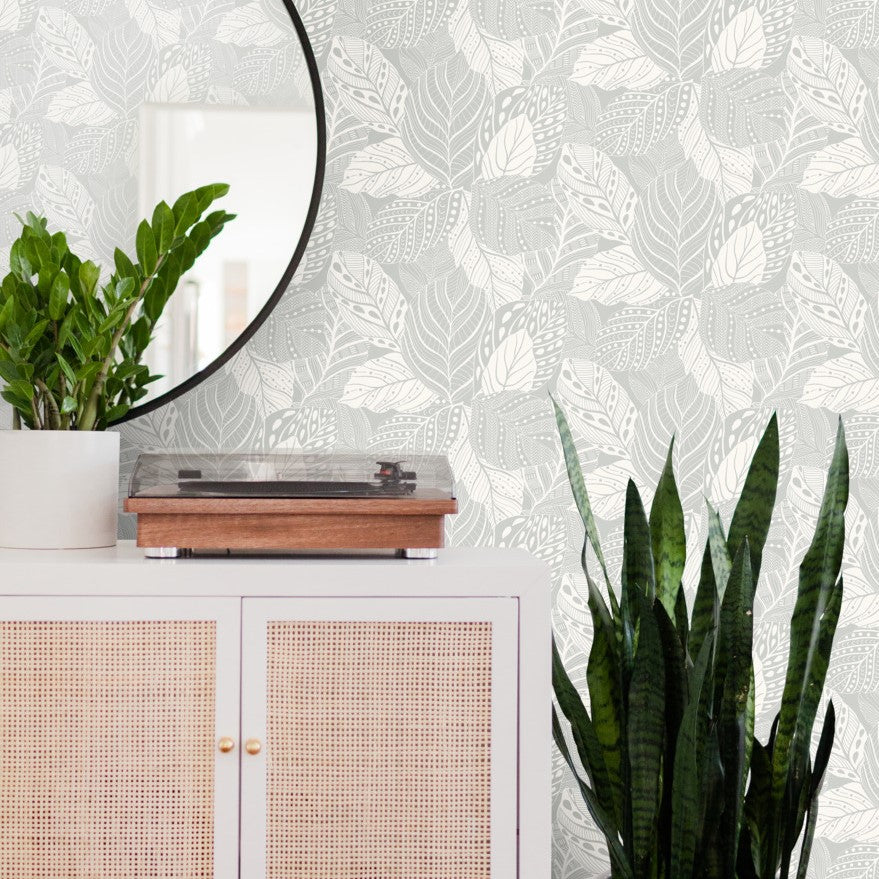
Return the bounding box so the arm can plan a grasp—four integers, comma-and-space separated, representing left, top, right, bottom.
138, 103, 316, 402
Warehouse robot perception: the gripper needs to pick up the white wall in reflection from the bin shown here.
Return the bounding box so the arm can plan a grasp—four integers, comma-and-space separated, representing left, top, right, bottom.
138, 104, 316, 401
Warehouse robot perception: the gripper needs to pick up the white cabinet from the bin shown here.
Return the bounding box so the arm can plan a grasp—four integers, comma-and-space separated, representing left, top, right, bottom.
0, 544, 549, 878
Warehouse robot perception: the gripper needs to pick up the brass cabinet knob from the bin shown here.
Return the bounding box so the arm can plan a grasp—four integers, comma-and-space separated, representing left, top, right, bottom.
245, 738, 262, 755
217, 737, 235, 754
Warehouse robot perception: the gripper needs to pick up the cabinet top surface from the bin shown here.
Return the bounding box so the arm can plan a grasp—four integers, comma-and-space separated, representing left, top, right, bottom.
0, 541, 548, 598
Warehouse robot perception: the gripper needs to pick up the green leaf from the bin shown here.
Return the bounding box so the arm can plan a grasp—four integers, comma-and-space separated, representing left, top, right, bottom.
707, 501, 732, 604
690, 539, 718, 663
770, 421, 848, 863
624, 479, 655, 604
56, 353, 77, 386
585, 566, 625, 828
60, 395, 77, 414
716, 540, 755, 879
114, 247, 136, 279
172, 191, 199, 236
151, 201, 175, 253
136, 219, 158, 276
48, 271, 70, 321
650, 437, 686, 620
796, 703, 835, 879
552, 637, 617, 822
553, 707, 634, 879
745, 739, 773, 876
78, 260, 100, 297
670, 632, 714, 878
628, 591, 665, 877
727, 413, 779, 584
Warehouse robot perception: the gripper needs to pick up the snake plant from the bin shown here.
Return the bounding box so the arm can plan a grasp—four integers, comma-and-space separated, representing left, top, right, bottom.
551, 403, 848, 879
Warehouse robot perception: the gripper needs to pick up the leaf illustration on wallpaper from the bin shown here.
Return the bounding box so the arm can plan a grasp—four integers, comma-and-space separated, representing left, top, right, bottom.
342, 137, 438, 198
403, 56, 490, 188
629, 0, 710, 80
801, 138, 879, 197
556, 359, 637, 459
449, 2, 525, 95
341, 353, 437, 413
93, 21, 152, 112
678, 304, 753, 416
0, 143, 21, 191
594, 83, 692, 155
709, 221, 766, 286
571, 28, 668, 90
36, 7, 95, 77
0, 0, 24, 34
472, 178, 555, 255
46, 82, 115, 126
366, 0, 455, 47
677, 91, 754, 201
631, 162, 720, 297
126, 0, 181, 46
802, 353, 879, 412
557, 143, 636, 242
827, 199, 879, 262
480, 115, 538, 179
700, 70, 786, 147
788, 252, 868, 349
595, 299, 693, 371
787, 37, 867, 134
826, 0, 879, 49
401, 272, 489, 402
707, 7, 767, 71
448, 197, 523, 308
34, 165, 95, 236
471, 394, 558, 468
367, 190, 465, 262
215, 1, 286, 45
480, 329, 538, 394
327, 37, 407, 134
572, 245, 669, 305
370, 406, 465, 454
327, 252, 407, 349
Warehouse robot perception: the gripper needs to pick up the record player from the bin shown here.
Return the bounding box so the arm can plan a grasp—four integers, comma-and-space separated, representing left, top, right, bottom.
124, 452, 457, 558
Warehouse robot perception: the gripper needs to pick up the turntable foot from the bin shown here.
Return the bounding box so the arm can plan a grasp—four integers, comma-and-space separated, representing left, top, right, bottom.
399, 548, 438, 559
145, 547, 187, 559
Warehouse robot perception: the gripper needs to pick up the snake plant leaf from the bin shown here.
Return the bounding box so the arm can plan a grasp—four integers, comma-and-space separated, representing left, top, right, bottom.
771, 421, 848, 816
727, 413, 779, 583
675, 586, 689, 652
690, 540, 718, 664
625, 479, 655, 606
796, 702, 835, 879
744, 738, 773, 875
707, 501, 732, 605
670, 632, 714, 878
551, 398, 615, 598
552, 638, 616, 821
628, 591, 665, 877
552, 707, 634, 879
697, 723, 725, 879
650, 437, 686, 620
780, 745, 811, 879
716, 540, 755, 878
585, 567, 626, 828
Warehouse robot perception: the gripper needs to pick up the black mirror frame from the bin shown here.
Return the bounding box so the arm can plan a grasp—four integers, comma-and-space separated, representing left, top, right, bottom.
114, 0, 326, 424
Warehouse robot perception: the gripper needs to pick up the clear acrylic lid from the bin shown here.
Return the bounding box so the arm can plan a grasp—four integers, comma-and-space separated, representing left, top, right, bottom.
129, 452, 455, 500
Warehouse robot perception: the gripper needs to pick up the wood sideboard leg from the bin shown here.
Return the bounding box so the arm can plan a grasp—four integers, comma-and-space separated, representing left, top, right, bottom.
144, 546, 187, 558
399, 547, 438, 559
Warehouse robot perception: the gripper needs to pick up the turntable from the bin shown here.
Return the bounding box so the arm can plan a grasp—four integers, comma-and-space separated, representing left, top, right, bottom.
124, 452, 457, 558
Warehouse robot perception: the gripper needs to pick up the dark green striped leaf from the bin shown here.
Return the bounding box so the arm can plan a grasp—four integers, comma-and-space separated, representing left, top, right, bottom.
745, 740, 773, 876
670, 632, 714, 879
551, 398, 617, 607
625, 479, 655, 604
553, 707, 634, 879
628, 591, 665, 877
796, 702, 835, 879
716, 540, 755, 879
707, 501, 732, 605
728, 413, 779, 584
650, 437, 686, 620
689, 539, 718, 664
771, 421, 848, 809
585, 568, 626, 828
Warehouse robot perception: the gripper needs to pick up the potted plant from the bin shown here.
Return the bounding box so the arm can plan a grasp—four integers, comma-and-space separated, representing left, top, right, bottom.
551, 401, 848, 879
0, 185, 234, 548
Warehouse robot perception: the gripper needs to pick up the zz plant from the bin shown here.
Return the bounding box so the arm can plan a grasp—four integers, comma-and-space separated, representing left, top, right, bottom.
0, 184, 234, 430
551, 402, 848, 879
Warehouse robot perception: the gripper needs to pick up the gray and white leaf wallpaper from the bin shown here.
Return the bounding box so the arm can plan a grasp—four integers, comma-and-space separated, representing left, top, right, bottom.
3, 0, 879, 874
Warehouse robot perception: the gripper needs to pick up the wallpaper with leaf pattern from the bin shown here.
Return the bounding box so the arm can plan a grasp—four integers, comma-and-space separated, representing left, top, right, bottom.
2, 0, 879, 874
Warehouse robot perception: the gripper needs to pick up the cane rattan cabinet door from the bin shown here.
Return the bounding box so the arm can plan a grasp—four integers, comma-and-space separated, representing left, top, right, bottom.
241, 597, 518, 879
0, 597, 240, 879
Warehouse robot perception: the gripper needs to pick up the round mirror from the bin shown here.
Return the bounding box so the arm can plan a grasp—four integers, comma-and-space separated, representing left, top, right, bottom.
0, 0, 323, 418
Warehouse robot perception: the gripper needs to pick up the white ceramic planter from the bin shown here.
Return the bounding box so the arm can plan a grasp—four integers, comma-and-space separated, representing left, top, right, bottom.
0, 430, 120, 549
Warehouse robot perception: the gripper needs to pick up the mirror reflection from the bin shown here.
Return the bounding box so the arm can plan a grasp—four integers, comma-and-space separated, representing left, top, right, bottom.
0, 0, 318, 411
